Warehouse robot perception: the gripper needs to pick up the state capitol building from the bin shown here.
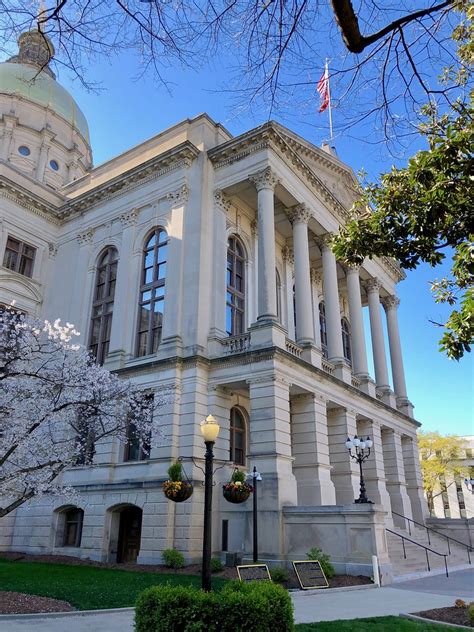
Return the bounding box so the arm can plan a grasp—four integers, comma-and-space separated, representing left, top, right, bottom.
2, 28, 448, 584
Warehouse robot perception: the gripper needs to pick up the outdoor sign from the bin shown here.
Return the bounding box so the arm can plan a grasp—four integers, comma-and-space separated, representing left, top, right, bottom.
236, 564, 272, 582
292, 560, 329, 590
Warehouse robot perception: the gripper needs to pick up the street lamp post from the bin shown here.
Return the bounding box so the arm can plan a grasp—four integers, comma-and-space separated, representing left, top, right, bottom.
200, 414, 220, 592
247, 466, 262, 563
345, 435, 373, 504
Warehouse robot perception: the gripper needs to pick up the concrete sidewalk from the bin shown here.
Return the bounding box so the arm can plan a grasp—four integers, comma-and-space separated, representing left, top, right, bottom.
2, 569, 473, 631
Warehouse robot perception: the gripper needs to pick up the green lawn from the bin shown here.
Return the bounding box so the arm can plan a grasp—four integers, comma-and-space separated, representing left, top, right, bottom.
296, 616, 457, 631
0, 559, 226, 610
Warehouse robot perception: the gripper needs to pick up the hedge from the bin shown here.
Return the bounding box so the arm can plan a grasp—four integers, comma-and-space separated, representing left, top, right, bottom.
135, 580, 294, 632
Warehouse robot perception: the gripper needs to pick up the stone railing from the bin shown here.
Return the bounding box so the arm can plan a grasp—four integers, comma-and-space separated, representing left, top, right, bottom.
351, 375, 361, 389
285, 339, 303, 358
220, 333, 251, 354
321, 358, 335, 375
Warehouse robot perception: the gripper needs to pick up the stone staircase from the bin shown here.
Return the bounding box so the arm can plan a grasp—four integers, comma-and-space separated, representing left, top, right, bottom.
386, 522, 472, 582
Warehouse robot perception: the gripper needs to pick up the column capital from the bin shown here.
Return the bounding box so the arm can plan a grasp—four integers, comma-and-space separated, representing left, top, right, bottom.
249, 166, 279, 192
365, 277, 382, 294
382, 295, 400, 311
316, 232, 334, 252
167, 184, 189, 207
310, 267, 323, 286
76, 227, 94, 245
344, 262, 361, 274
214, 188, 231, 213
282, 244, 294, 264
250, 219, 258, 236
119, 208, 139, 228
288, 203, 312, 225
48, 242, 58, 258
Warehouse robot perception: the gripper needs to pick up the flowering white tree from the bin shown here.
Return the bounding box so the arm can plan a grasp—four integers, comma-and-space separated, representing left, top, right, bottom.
0, 307, 163, 518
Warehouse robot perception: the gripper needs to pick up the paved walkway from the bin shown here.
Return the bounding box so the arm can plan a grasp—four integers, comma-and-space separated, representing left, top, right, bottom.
2, 569, 473, 631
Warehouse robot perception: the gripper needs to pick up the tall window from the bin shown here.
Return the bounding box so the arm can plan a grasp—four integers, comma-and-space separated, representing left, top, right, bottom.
341, 317, 352, 364
226, 236, 245, 336
137, 228, 168, 356
89, 246, 118, 365
319, 302, 328, 358
276, 269, 282, 323
63, 508, 84, 547
230, 407, 246, 466
3, 236, 36, 278
123, 394, 153, 462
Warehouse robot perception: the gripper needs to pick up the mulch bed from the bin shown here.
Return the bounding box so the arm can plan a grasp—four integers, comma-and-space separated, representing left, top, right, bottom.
0, 591, 76, 615
414, 606, 473, 628
279, 567, 372, 590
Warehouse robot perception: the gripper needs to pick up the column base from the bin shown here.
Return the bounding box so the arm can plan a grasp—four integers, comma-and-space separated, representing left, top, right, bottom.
358, 376, 377, 397
377, 386, 397, 408
329, 358, 352, 384
157, 335, 183, 358
249, 320, 287, 349
103, 349, 128, 369
300, 343, 322, 369
396, 397, 414, 418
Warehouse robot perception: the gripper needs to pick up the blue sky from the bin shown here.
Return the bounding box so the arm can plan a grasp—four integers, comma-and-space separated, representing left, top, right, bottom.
58, 49, 472, 436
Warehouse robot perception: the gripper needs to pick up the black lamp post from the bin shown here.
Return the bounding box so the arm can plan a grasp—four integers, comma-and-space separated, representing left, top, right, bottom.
247, 466, 262, 563
346, 435, 373, 504
200, 414, 220, 592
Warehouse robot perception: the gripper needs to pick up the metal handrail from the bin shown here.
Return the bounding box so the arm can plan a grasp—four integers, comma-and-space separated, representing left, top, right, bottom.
386, 528, 449, 577
392, 511, 472, 564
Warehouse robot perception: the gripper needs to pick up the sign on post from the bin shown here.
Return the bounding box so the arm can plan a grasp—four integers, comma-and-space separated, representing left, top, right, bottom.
292, 560, 329, 590
237, 564, 272, 582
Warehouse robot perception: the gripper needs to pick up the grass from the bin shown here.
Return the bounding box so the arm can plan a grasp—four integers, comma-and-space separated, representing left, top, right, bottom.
0, 559, 226, 610
296, 616, 458, 631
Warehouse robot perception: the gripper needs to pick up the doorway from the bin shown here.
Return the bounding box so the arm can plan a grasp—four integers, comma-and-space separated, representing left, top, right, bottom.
117, 506, 142, 563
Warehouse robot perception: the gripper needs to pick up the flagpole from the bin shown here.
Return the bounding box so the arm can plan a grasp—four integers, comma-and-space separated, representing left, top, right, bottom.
326, 59, 333, 142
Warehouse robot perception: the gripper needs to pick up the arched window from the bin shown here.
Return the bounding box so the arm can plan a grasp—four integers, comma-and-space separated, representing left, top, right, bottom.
276, 269, 282, 322
341, 317, 352, 364
230, 407, 246, 466
62, 508, 84, 547
137, 228, 168, 356
319, 302, 328, 358
226, 236, 245, 336
89, 246, 118, 365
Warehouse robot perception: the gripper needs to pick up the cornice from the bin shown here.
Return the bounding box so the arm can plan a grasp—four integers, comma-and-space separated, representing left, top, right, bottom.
58, 142, 199, 219
0, 177, 62, 225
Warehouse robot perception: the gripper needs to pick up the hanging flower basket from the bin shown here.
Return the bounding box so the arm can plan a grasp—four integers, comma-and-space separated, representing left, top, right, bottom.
163, 480, 194, 502
223, 481, 253, 504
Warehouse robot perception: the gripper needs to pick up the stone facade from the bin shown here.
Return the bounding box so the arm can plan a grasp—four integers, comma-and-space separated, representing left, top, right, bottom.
0, 32, 429, 577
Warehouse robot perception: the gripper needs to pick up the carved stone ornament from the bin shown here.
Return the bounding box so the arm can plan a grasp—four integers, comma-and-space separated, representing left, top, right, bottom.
288, 203, 312, 225
119, 208, 139, 227
167, 184, 189, 206
310, 268, 323, 286
282, 245, 294, 265
250, 219, 258, 236
249, 166, 279, 192
365, 277, 383, 294
382, 295, 400, 310
316, 233, 333, 251
48, 242, 58, 258
76, 227, 94, 245
214, 188, 231, 213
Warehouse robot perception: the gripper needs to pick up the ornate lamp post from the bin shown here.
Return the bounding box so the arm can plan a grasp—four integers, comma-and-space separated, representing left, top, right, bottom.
345, 435, 373, 504
247, 466, 262, 563
200, 414, 220, 592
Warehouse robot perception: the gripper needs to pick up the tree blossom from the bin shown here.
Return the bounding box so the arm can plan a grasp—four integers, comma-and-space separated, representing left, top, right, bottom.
0, 307, 164, 518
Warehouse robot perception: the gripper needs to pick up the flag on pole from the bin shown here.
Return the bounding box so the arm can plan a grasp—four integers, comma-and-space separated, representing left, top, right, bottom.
317, 65, 330, 113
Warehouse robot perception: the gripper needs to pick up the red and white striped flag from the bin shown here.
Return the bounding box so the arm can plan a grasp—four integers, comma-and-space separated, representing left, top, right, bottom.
317, 64, 330, 113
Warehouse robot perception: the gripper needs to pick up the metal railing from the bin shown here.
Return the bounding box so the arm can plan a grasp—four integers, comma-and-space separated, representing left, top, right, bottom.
386, 528, 449, 577
392, 511, 472, 564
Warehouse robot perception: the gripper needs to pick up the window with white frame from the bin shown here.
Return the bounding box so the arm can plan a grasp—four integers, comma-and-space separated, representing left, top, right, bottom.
226, 236, 245, 336
230, 407, 246, 466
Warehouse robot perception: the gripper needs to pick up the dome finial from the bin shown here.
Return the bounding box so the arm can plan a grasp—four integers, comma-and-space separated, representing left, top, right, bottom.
37, 1, 47, 33
7, 13, 56, 79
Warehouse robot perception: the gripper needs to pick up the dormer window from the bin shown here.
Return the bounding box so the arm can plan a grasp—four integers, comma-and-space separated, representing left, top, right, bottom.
18, 145, 30, 156
3, 236, 36, 278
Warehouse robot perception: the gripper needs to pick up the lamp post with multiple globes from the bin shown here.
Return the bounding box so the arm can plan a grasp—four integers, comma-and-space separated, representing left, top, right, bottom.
200, 414, 220, 592
345, 435, 374, 504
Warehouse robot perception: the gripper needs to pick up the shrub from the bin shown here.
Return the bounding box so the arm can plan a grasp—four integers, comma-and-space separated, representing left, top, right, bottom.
135, 580, 294, 632
210, 558, 223, 573
307, 547, 335, 579
270, 566, 289, 584
167, 462, 183, 482
455, 598, 466, 608
469, 603, 474, 625
162, 548, 185, 569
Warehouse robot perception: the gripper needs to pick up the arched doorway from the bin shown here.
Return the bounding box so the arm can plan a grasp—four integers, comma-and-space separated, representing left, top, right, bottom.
116, 506, 142, 563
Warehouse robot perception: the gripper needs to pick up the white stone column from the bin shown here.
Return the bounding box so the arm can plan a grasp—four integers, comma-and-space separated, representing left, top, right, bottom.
382, 296, 408, 402
366, 278, 390, 391
320, 235, 344, 362
346, 265, 369, 378
250, 167, 279, 322
382, 428, 413, 526
290, 204, 314, 345
402, 435, 428, 524
310, 269, 323, 349
282, 245, 295, 339
291, 393, 336, 505
327, 407, 360, 503
107, 210, 138, 364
